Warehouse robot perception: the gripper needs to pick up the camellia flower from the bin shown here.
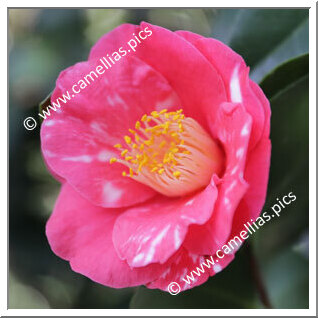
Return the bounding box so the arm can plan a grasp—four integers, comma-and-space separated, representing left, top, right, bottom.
41, 22, 271, 292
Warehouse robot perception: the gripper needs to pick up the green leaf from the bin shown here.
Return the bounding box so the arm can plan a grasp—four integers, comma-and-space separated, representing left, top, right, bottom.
253, 68, 309, 308
256, 75, 309, 258
130, 245, 258, 309
260, 53, 309, 99
211, 9, 309, 82
261, 249, 309, 309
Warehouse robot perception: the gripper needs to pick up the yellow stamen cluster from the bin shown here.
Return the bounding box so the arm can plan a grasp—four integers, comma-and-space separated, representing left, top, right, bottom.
109, 108, 224, 197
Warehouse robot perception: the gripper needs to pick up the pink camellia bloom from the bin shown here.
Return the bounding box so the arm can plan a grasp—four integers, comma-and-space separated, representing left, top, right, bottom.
41, 22, 271, 292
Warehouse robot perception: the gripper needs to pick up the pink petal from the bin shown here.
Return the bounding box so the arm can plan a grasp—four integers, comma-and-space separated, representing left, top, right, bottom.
231, 138, 271, 239
249, 79, 271, 140
147, 248, 209, 292
243, 138, 271, 220
46, 183, 170, 288
41, 56, 180, 208
88, 24, 140, 60
113, 179, 218, 267
184, 102, 251, 255
89, 22, 227, 133
147, 248, 235, 292
176, 33, 266, 150
227, 86, 271, 237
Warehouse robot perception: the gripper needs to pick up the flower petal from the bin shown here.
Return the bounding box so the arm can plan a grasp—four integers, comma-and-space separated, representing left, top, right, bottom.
41, 56, 180, 208
184, 102, 251, 255
231, 138, 271, 238
176, 32, 266, 150
88, 23, 140, 60
89, 22, 227, 132
147, 248, 235, 292
112, 179, 218, 267
46, 183, 170, 288
147, 249, 209, 292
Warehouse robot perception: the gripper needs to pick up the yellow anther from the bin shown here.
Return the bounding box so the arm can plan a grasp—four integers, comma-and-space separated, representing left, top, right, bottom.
138, 157, 148, 172
159, 140, 166, 148
114, 109, 210, 184
135, 121, 141, 129
109, 158, 117, 164
163, 122, 170, 134
163, 153, 170, 163
144, 139, 153, 146
151, 111, 159, 118
111, 107, 223, 197
173, 171, 181, 178
178, 123, 184, 132
124, 136, 131, 144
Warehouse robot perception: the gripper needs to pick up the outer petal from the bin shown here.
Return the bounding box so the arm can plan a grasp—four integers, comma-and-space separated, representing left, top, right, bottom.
113, 179, 218, 267
228, 139, 271, 244
224, 86, 271, 237
249, 79, 271, 140
184, 102, 252, 255
177, 31, 271, 253
41, 56, 180, 208
46, 183, 170, 288
89, 22, 227, 132
176, 32, 265, 150
147, 249, 210, 292
241, 138, 271, 220
88, 23, 140, 60
147, 249, 235, 292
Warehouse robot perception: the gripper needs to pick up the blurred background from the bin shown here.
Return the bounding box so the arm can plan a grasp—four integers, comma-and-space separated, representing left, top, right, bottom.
9, 8, 309, 309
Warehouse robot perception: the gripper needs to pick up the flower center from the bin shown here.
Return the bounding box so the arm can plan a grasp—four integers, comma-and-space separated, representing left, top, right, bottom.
110, 109, 224, 197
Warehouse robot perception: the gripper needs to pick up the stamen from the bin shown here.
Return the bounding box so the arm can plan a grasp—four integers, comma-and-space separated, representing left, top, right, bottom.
110, 109, 224, 197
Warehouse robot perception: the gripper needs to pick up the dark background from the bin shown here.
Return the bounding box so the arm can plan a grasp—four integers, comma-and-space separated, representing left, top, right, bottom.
9, 8, 309, 309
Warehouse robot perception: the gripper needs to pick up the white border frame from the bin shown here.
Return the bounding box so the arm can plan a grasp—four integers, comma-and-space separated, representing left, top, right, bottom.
3, 0, 316, 316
